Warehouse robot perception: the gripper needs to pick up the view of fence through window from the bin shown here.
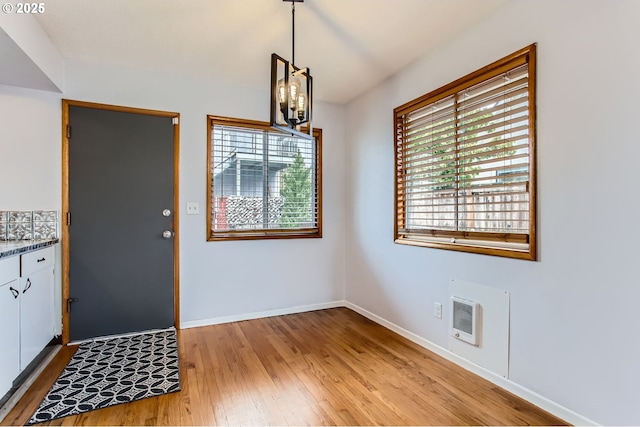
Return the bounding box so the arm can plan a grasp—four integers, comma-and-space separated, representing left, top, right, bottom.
209, 118, 320, 239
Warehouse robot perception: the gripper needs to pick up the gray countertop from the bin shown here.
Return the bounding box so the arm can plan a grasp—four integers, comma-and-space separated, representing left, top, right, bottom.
0, 239, 59, 260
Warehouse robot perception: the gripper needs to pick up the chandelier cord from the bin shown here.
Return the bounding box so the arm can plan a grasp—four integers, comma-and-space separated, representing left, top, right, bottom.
291, 2, 295, 65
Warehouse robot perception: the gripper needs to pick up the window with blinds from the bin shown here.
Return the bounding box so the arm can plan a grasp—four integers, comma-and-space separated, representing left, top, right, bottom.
394, 44, 537, 260
207, 116, 322, 240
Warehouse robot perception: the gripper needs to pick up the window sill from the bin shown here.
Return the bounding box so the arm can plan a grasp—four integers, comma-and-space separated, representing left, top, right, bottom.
208, 230, 322, 241
394, 235, 536, 261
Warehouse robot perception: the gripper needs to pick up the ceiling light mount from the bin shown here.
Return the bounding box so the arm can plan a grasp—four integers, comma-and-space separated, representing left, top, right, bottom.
270, 0, 313, 140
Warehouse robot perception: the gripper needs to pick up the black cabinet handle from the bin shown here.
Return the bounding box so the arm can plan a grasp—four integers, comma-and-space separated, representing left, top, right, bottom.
23, 278, 32, 294
37, 257, 46, 263
9, 286, 19, 299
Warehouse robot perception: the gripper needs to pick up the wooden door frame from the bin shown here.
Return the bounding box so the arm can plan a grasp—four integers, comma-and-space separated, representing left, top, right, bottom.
61, 99, 180, 345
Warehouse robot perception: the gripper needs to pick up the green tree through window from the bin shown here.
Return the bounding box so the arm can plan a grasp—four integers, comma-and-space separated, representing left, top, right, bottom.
280, 151, 312, 228
408, 112, 516, 191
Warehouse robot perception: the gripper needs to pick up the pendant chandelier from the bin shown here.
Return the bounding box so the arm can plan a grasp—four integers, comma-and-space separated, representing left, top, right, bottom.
270, 0, 313, 140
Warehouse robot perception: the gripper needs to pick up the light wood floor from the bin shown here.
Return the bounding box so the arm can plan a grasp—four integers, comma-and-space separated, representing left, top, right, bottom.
1, 308, 567, 426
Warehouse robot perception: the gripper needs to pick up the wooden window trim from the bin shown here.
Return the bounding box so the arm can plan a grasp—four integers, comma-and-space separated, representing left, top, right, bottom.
394, 44, 537, 260
207, 115, 322, 241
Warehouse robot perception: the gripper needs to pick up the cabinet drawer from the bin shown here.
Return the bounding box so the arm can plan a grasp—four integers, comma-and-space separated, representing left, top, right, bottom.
21, 246, 55, 277
0, 256, 20, 285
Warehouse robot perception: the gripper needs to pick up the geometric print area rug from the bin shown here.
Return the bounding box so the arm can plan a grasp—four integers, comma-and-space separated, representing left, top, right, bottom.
26, 329, 181, 425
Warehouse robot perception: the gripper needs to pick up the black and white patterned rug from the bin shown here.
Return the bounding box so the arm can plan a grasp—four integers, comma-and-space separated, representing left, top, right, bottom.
27, 329, 180, 425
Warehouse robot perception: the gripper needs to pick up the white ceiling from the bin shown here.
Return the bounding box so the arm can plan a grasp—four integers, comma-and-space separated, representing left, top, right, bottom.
34, 0, 509, 104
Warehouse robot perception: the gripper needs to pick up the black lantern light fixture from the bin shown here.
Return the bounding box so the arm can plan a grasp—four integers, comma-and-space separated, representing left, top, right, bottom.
270, 0, 313, 140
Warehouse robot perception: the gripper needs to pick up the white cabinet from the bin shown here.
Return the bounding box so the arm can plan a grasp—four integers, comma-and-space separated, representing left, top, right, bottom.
0, 245, 55, 399
19, 246, 55, 371
0, 257, 20, 399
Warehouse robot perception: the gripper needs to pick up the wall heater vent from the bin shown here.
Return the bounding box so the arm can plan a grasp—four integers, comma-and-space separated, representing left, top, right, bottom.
451, 296, 479, 346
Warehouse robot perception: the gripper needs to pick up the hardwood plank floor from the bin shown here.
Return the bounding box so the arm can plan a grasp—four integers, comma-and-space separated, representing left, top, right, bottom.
1, 308, 568, 426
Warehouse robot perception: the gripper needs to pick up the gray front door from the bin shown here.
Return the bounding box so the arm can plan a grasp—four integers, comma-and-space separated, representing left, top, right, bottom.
68, 105, 176, 342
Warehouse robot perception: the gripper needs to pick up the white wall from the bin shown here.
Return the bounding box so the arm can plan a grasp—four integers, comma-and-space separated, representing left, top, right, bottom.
63, 59, 347, 324
345, 0, 640, 425
0, 85, 61, 208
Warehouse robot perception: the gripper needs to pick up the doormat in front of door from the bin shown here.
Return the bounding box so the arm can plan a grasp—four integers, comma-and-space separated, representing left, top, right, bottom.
26, 329, 180, 425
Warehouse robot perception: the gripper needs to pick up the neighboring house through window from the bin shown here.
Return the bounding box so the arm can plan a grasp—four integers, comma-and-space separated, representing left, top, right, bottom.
207, 116, 322, 240
394, 44, 537, 260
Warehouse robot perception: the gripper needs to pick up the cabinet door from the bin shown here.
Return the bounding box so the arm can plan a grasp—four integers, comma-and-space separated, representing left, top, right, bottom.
19, 268, 54, 371
0, 280, 20, 398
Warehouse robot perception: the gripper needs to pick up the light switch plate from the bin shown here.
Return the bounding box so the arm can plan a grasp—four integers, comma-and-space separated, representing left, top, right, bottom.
186, 202, 200, 215
434, 302, 442, 319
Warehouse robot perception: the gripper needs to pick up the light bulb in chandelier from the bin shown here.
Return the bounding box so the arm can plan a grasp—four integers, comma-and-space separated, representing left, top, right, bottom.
277, 79, 288, 112
296, 92, 307, 120
288, 76, 301, 111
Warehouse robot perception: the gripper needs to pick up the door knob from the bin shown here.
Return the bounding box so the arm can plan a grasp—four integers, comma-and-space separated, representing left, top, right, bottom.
162, 230, 173, 239
162, 209, 172, 217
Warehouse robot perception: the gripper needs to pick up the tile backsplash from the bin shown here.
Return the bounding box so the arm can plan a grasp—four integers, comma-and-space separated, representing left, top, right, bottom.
0, 210, 58, 241
0, 212, 6, 240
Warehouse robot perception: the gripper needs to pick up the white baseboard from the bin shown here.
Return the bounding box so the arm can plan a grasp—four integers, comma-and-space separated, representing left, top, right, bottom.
344, 301, 598, 426
180, 300, 345, 330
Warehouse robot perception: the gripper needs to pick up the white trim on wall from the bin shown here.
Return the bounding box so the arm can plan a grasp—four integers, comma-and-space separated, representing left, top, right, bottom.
180, 301, 345, 329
